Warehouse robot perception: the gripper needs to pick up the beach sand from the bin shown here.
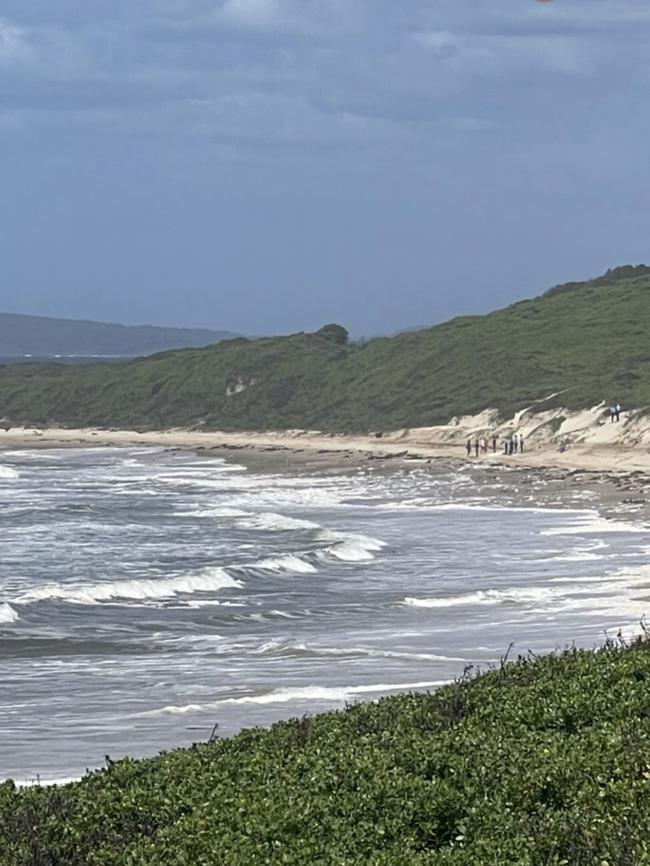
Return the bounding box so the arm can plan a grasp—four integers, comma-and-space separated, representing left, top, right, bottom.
0, 416, 649, 474
0, 401, 649, 506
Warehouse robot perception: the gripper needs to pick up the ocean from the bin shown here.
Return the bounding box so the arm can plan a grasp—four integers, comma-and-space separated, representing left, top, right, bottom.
0, 355, 128, 366
1, 447, 649, 784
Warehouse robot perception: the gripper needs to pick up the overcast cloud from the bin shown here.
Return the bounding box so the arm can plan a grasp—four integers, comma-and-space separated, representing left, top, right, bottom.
1, 0, 649, 334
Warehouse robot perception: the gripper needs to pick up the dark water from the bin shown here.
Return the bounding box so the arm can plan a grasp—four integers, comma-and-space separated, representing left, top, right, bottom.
0, 447, 649, 784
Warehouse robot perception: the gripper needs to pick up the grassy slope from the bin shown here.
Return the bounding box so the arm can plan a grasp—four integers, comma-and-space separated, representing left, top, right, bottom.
3, 640, 650, 864
1, 269, 649, 431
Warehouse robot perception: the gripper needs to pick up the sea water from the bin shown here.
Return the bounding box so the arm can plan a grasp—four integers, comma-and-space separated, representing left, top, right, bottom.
1, 447, 649, 783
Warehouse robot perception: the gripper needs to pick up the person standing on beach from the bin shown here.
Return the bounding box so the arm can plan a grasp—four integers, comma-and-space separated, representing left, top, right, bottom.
519, 434, 525, 454
512, 436, 518, 454
504, 439, 509, 456
474, 440, 479, 458
610, 405, 616, 423
615, 402, 621, 422
466, 439, 472, 458
492, 436, 497, 453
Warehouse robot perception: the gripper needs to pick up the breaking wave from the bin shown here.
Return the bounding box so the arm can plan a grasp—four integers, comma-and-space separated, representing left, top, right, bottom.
541, 516, 647, 536
317, 530, 386, 562
176, 506, 250, 518
235, 512, 321, 532
248, 640, 466, 663
231, 531, 386, 576
0, 603, 18, 624
248, 555, 318, 574
16, 568, 241, 605
140, 680, 449, 716
404, 587, 557, 609
0, 466, 19, 480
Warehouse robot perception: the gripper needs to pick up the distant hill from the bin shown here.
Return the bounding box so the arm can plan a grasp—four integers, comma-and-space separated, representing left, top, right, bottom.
0, 266, 649, 431
0, 313, 237, 358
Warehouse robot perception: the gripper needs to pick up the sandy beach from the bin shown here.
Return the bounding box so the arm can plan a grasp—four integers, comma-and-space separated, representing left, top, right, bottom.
1, 406, 650, 476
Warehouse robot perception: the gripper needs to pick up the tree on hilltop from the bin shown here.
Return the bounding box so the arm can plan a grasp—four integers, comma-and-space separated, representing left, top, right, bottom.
316, 324, 348, 345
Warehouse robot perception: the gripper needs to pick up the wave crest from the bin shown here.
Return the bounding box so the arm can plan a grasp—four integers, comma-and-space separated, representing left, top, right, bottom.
404, 587, 556, 609
0, 603, 19, 624
17, 568, 241, 605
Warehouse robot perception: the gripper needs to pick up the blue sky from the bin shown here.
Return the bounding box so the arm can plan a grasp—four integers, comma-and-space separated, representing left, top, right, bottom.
1, 0, 649, 335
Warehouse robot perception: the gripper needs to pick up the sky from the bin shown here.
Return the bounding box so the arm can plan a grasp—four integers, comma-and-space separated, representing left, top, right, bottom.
1, 0, 650, 336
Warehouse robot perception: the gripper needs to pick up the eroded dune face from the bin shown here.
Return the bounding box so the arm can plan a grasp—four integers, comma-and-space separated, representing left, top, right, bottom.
386, 403, 650, 450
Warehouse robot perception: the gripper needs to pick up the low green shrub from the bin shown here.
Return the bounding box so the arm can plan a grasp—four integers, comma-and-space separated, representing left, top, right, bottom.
3, 638, 650, 864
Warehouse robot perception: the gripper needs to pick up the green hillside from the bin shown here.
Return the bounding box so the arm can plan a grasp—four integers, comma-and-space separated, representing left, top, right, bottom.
1, 267, 649, 431
3, 639, 650, 864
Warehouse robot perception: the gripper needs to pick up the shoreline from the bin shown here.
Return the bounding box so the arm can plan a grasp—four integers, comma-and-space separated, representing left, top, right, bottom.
3, 425, 650, 788
1, 424, 650, 475
2, 425, 650, 524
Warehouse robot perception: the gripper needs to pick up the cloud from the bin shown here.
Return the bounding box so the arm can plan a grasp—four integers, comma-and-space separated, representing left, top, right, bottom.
219, 0, 280, 29
0, 18, 33, 66
0, 0, 649, 152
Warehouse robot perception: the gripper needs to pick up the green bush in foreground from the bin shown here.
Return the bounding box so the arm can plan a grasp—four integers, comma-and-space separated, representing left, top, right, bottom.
3, 639, 650, 865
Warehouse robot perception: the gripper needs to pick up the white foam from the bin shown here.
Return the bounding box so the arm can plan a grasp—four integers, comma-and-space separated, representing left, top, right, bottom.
550, 575, 611, 584
138, 679, 449, 718
405, 591, 499, 609
427, 503, 587, 515
177, 506, 251, 518
221, 680, 448, 705
404, 587, 556, 609
542, 515, 648, 536
14, 775, 81, 788
0, 466, 19, 480
16, 568, 241, 605
236, 512, 320, 532
552, 552, 606, 562
256, 641, 465, 662
251, 555, 317, 574
317, 530, 387, 562
180, 600, 246, 609
141, 703, 205, 716
0, 603, 18, 624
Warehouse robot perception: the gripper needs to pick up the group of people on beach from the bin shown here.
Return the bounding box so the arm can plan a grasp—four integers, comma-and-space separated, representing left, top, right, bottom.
466, 434, 524, 458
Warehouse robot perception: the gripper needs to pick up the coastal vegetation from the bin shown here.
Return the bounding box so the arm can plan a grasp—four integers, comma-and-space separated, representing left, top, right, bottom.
3, 638, 650, 864
1, 266, 649, 431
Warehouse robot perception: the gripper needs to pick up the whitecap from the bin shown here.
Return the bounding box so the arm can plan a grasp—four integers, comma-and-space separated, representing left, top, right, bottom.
551, 552, 606, 562
140, 703, 205, 717
176, 506, 251, 518
252, 641, 465, 663
317, 530, 386, 562
541, 515, 648, 536
0, 466, 19, 480
14, 775, 81, 788
0, 603, 19, 624
235, 512, 321, 532
142, 679, 449, 715
404, 587, 557, 609
250, 555, 317, 574
16, 568, 241, 605
220, 680, 448, 706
